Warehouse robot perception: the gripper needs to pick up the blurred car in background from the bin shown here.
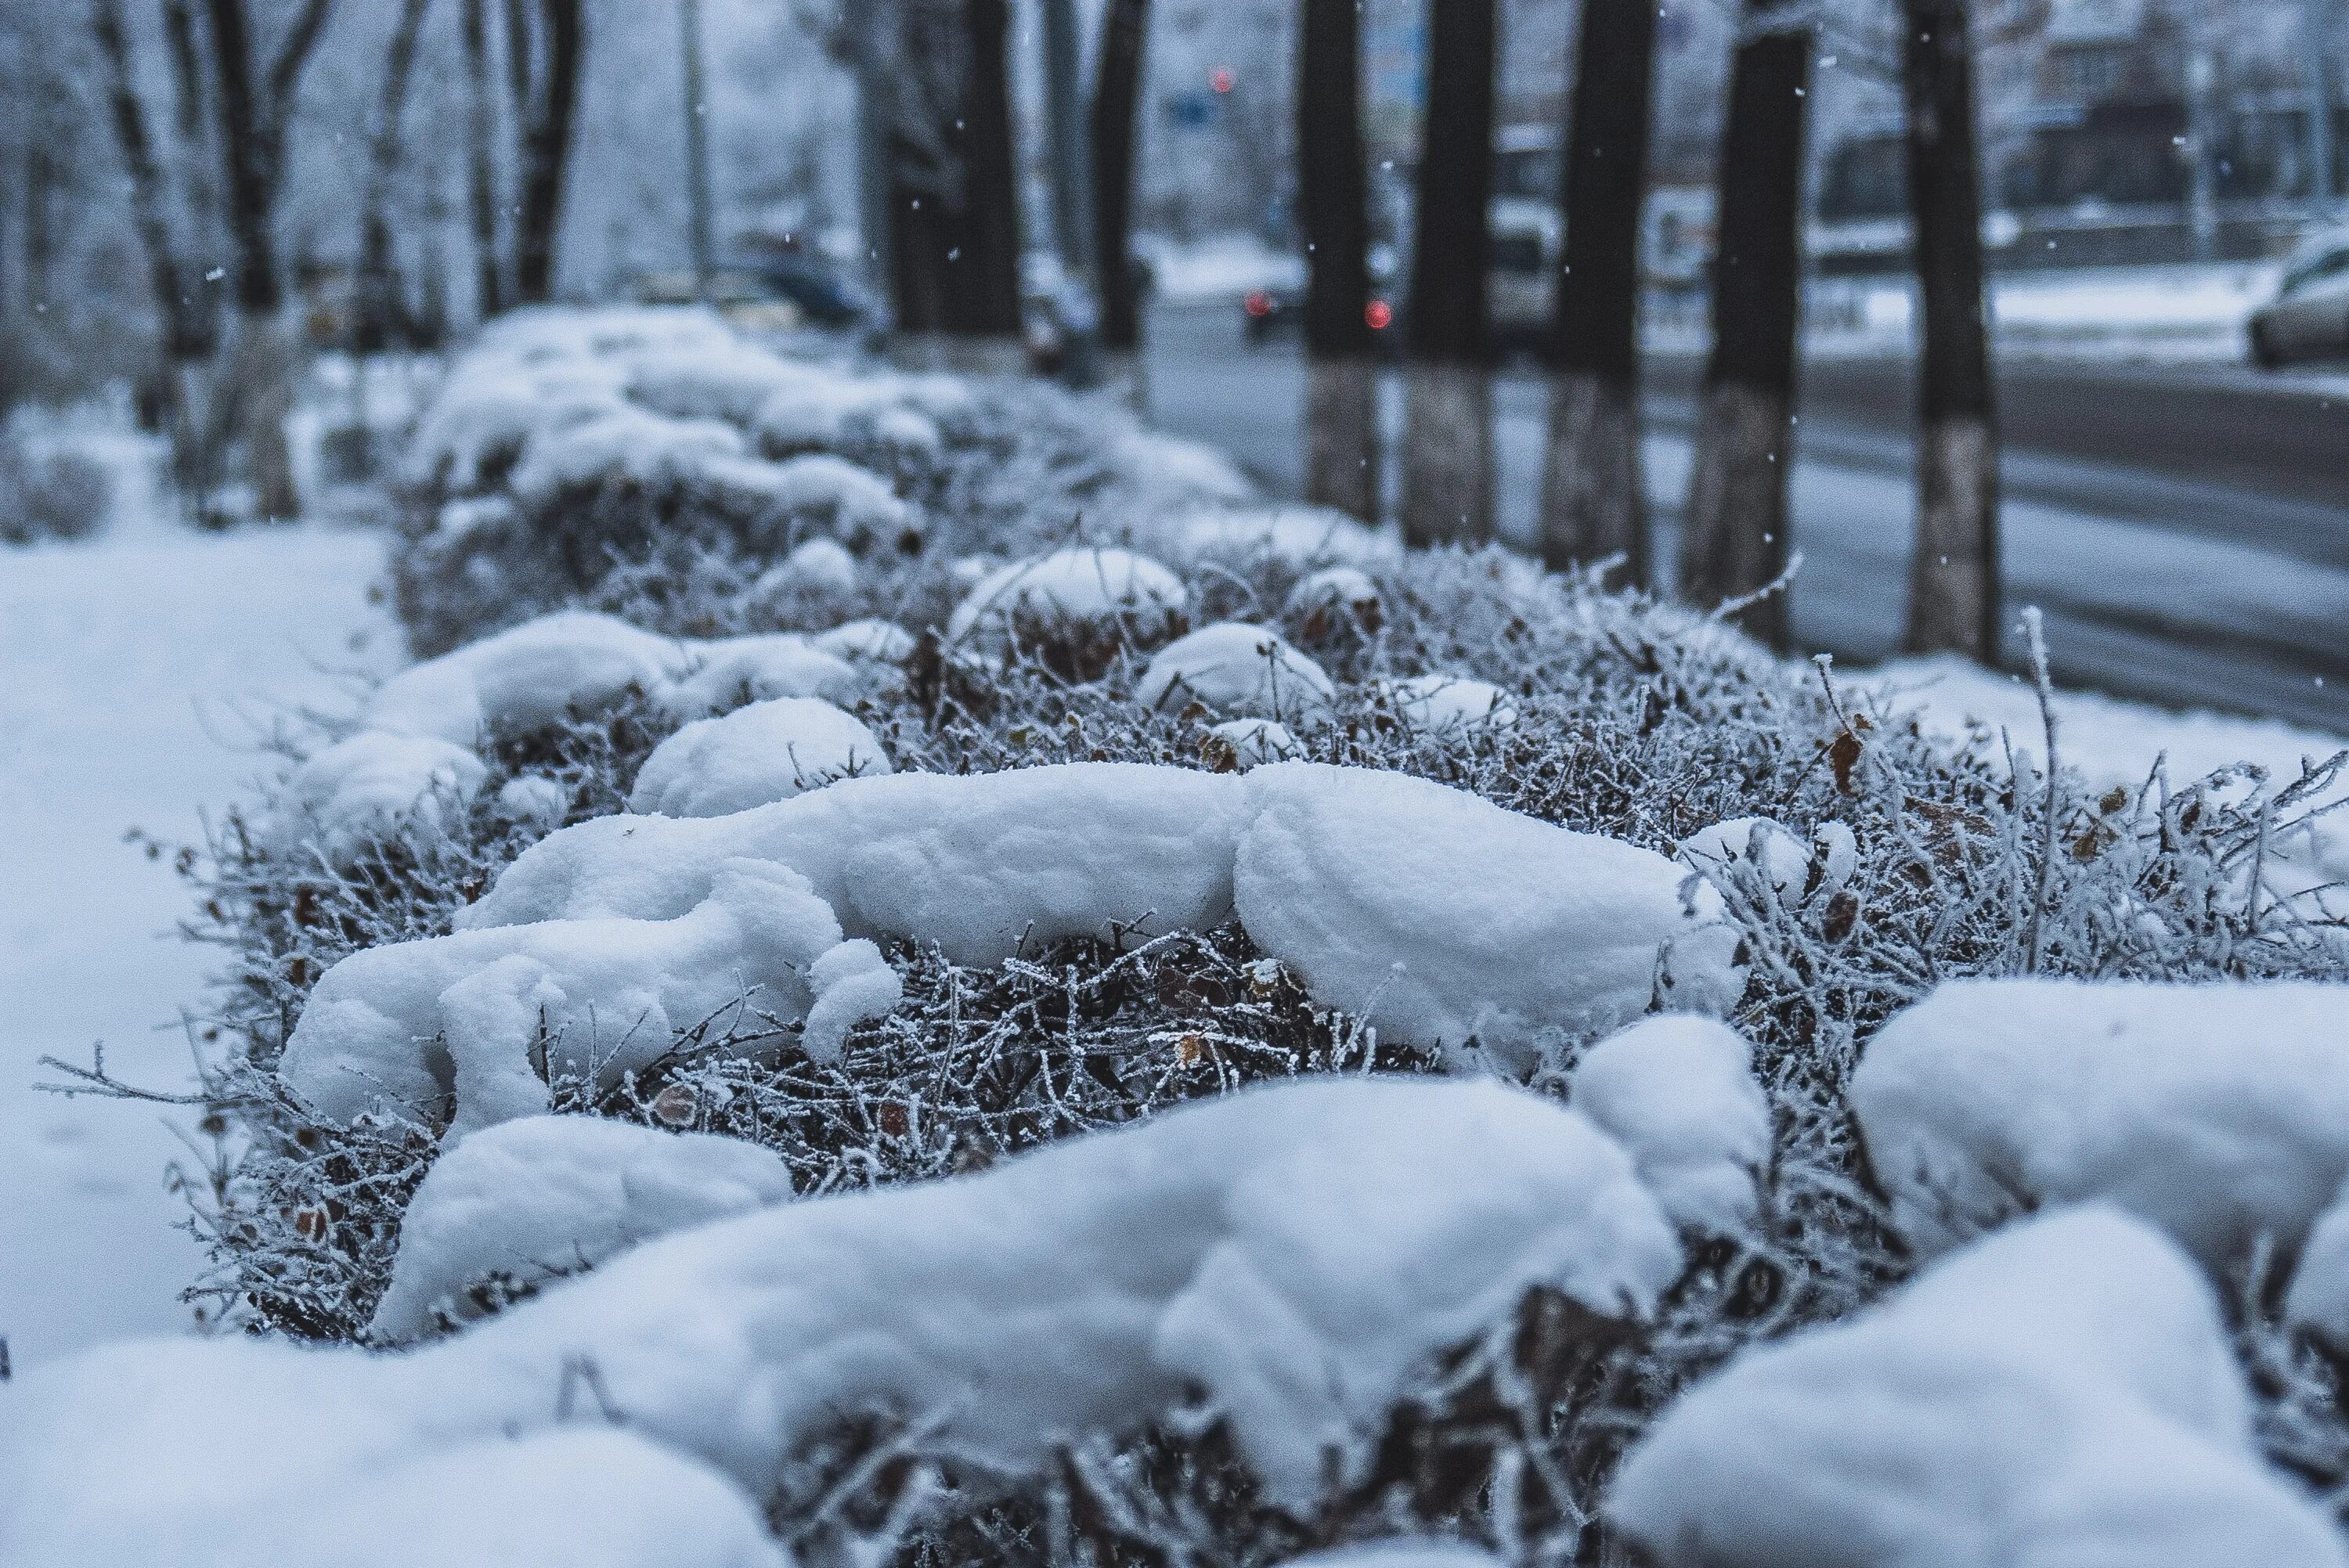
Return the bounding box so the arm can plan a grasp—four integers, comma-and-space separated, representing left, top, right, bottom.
2248, 230, 2349, 367
631, 258, 879, 335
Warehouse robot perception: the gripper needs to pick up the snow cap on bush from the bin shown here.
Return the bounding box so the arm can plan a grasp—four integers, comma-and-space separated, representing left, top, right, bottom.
629, 697, 891, 818
1570, 1015, 1770, 1235
1607, 1206, 2346, 1568
1137, 622, 1334, 720
946, 546, 1188, 642
370, 1115, 792, 1343
1, 1079, 1680, 1563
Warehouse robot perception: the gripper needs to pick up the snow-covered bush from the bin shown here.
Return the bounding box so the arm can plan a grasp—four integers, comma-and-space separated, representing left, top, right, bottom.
121, 312, 2349, 1565
0, 427, 112, 543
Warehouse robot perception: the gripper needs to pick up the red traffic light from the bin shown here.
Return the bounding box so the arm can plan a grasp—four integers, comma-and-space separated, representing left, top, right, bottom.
1366, 298, 1394, 330
1244, 289, 1273, 318
1210, 67, 1236, 94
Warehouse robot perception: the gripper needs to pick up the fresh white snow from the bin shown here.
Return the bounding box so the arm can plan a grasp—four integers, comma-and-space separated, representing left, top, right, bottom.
1852, 979, 2349, 1277
0, 1078, 1682, 1564
1569, 1015, 1770, 1235
0, 520, 393, 1366
1136, 622, 1335, 719
1609, 1206, 2346, 1567
628, 696, 892, 818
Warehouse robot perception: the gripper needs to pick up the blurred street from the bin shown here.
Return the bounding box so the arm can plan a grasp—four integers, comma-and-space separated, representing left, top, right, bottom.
1144, 300, 2349, 728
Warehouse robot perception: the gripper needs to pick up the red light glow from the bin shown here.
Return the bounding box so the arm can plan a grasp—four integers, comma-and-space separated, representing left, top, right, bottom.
1365, 298, 1394, 330
1244, 289, 1273, 318
1210, 67, 1236, 94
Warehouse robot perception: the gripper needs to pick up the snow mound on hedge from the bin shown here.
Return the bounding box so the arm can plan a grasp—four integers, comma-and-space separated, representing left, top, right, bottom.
1279, 1545, 1503, 1568
1851, 979, 2349, 1271
460, 762, 1252, 966
267, 732, 486, 861
1157, 503, 1399, 570
1138, 622, 1333, 719
370, 1116, 792, 1343
173, 1429, 790, 1568
813, 617, 916, 663
946, 546, 1188, 640
1570, 1015, 1770, 1235
1232, 764, 1744, 1069
508, 404, 747, 503
0, 1079, 1682, 1563
280, 857, 870, 1137
460, 760, 1744, 1058
630, 697, 891, 818
363, 611, 683, 745
358, 613, 862, 747
1607, 1206, 2346, 1568
1380, 674, 1519, 732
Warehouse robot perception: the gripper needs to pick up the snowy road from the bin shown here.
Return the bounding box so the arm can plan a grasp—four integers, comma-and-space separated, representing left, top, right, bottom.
1144, 302, 2349, 730
0, 520, 391, 1367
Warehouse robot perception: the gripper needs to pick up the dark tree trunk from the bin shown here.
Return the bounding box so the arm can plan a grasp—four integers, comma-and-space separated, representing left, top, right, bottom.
462, 0, 504, 319
943, 0, 1023, 347
355, 0, 433, 355
1679, 1, 1813, 647
512, 0, 584, 305
1900, 0, 1999, 659
1401, 0, 1498, 546
93, 0, 200, 359
1539, 0, 1658, 582
1297, 0, 1377, 521
1088, 0, 1149, 356
203, 0, 335, 520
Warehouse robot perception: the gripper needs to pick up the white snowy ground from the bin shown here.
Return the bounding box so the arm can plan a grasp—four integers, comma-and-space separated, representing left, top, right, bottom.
0, 509, 392, 1368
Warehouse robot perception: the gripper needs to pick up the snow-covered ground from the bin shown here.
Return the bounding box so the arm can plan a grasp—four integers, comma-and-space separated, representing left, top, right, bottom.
0, 511, 392, 1367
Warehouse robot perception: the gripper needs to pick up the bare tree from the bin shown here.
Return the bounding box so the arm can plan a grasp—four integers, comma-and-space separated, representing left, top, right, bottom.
1090, 0, 1150, 398
1901, 0, 2000, 658
461, 0, 502, 317
354, 0, 434, 354
201, 0, 336, 520
1679, 0, 1814, 647
1401, 0, 1498, 547
509, 0, 584, 305
1297, 0, 1377, 522
1539, 0, 1659, 584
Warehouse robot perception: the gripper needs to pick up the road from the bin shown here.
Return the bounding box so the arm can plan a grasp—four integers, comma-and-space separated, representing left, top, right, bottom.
1141, 301, 2349, 730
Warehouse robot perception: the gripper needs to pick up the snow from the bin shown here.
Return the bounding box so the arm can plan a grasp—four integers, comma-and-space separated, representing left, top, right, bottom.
659, 633, 862, 719
946, 546, 1189, 641
369, 1115, 792, 1343
811, 617, 917, 663
177, 1429, 791, 1568
460, 759, 1745, 1064
1676, 816, 1816, 900
754, 534, 861, 599
709, 451, 909, 545
629, 697, 892, 818
279, 857, 868, 1137
267, 731, 487, 862
1570, 1015, 1770, 1235
508, 403, 748, 503
1209, 717, 1305, 768
495, 773, 572, 831
363, 611, 682, 745
0, 521, 393, 1365
1279, 1545, 1503, 1568
1156, 503, 1400, 570
1110, 427, 1257, 507
1232, 764, 1745, 1070
1607, 1206, 2344, 1568
1286, 564, 1384, 622
1380, 674, 1520, 732
1860, 654, 2349, 908
1850, 979, 2349, 1275
0, 1078, 1681, 1563
1136, 622, 1334, 719
460, 762, 1253, 967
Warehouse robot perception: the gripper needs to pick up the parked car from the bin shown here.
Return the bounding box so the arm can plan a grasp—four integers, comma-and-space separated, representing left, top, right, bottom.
2249, 231, 2349, 367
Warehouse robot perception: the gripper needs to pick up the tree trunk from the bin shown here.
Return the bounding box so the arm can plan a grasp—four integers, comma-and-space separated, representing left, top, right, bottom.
1089, 0, 1150, 398
943, 0, 1023, 355
204, 0, 336, 521
1539, 0, 1658, 583
355, 0, 433, 355
1298, 0, 1377, 521
462, 0, 504, 319
1900, 0, 1999, 658
512, 0, 584, 305
1677, 2, 1812, 647
1401, 0, 1498, 546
